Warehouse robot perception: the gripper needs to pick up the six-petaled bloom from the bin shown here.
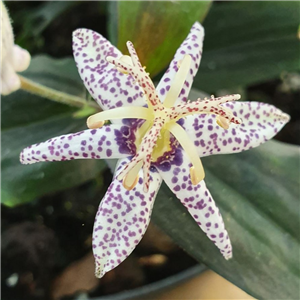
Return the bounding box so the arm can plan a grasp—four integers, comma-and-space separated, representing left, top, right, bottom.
1, 0, 31, 95
20, 22, 290, 278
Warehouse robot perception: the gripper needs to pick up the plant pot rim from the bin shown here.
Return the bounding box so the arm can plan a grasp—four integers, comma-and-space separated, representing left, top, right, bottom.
88, 264, 206, 300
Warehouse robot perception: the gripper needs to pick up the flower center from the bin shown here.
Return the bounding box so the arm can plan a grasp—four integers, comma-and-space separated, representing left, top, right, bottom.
87, 41, 242, 192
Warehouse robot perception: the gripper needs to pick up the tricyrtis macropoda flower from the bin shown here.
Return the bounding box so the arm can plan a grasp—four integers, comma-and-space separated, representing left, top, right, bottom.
1, 0, 31, 95
20, 22, 290, 278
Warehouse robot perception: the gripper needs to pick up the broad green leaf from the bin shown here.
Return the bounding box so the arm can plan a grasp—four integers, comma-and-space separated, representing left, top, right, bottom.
110, 1, 211, 76
153, 140, 300, 299
1, 56, 105, 207
110, 1, 299, 91
195, 1, 300, 91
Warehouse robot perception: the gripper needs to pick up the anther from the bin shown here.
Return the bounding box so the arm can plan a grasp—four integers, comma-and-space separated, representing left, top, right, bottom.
216, 116, 230, 130
123, 174, 139, 190
87, 117, 105, 129
119, 160, 143, 189
190, 166, 205, 185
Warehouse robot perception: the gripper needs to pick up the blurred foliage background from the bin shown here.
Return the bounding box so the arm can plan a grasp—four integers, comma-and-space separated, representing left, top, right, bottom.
2, 1, 300, 300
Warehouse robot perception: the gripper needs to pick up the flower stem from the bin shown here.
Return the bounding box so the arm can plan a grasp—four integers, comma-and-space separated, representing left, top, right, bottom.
19, 75, 100, 110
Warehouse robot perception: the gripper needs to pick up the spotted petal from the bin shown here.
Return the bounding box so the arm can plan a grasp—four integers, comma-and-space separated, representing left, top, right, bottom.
155, 148, 232, 259
183, 101, 290, 157
20, 124, 138, 164
73, 29, 145, 112
156, 22, 204, 104
93, 158, 162, 278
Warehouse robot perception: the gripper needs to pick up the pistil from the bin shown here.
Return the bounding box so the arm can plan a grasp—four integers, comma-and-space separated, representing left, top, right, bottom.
170, 94, 242, 124
88, 42, 242, 192
117, 117, 166, 192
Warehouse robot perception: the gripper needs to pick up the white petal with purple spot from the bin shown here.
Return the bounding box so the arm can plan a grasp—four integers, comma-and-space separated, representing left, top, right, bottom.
73, 29, 146, 113
156, 22, 204, 104
20, 124, 138, 164
183, 101, 290, 157
93, 158, 162, 278
155, 148, 232, 259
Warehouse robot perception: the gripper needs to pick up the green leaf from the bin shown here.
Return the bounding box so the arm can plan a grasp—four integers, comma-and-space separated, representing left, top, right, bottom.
195, 1, 300, 91
153, 140, 300, 299
110, 1, 211, 76
1, 56, 105, 207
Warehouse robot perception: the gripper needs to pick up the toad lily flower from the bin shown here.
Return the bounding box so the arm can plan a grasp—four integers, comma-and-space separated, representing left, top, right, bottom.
20, 22, 290, 278
1, 0, 31, 95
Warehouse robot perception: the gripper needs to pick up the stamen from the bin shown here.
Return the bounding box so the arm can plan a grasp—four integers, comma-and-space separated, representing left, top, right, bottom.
163, 55, 192, 108
87, 107, 151, 129
122, 160, 143, 190
166, 122, 205, 185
